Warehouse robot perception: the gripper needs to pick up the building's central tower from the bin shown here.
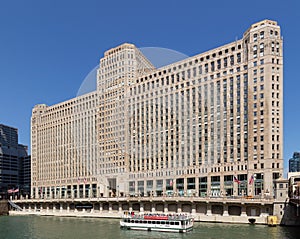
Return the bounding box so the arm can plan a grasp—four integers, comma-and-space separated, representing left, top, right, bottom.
96, 43, 154, 196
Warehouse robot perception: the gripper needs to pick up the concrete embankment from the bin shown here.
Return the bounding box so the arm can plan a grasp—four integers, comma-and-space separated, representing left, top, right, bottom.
9, 210, 268, 224
0, 201, 8, 215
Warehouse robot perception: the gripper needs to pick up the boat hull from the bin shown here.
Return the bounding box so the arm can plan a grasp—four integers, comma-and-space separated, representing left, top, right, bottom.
120, 225, 193, 233
120, 219, 193, 233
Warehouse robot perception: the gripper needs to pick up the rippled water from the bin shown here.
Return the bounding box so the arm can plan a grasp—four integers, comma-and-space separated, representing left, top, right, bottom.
0, 216, 298, 239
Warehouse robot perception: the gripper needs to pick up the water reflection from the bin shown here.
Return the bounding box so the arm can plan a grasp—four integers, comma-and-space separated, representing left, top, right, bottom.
0, 216, 298, 239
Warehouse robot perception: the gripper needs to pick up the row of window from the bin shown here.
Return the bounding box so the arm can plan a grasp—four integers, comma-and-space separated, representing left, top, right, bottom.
253, 29, 279, 42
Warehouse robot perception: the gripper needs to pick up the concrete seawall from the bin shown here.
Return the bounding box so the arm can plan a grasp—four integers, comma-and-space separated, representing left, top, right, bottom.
9, 196, 274, 224
0, 201, 8, 215
9, 210, 268, 224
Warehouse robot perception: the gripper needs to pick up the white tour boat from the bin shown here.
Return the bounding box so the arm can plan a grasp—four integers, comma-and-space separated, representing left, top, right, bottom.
120, 212, 194, 233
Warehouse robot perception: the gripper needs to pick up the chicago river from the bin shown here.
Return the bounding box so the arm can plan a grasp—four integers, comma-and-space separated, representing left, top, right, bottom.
0, 216, 298, 239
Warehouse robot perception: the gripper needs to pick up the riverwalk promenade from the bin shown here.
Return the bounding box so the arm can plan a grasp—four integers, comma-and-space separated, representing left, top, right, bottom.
9, 195, 276, 224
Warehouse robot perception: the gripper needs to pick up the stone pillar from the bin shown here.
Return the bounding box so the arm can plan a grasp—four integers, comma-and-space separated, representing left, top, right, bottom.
109, 203, 112, 213
241, 205, 247, 216
233, 181, 239, 197
140, 203, 144, 213
100, 203, 103, 213
162, 180, 166, 197
248, 173, 254, 196
129, 203, 133, 212
77, 185, 80, 199
60, 203, 63, 213
153, 180, 156, 197
71, 186, 74, 199
151, 202, 155, 212
206, 204, 212, 216
83, 184, 86, 198
46, 205, 49, 213
177, 203, 182, 213
90, 204, 94, 213
184, 178, 187, 197
40, 204, 43, 212
191, 203, 196, 215
164, 203, 168, 213
207, 176, 211, 197
220, 175, 224, 197
223, 204, 229, 216
89, 185, 92, 198
195, 177, 199, 197
173, 179, 176, 196
119, 203, 122, 213
53, 204, 56, 212
67, 204, 70, 213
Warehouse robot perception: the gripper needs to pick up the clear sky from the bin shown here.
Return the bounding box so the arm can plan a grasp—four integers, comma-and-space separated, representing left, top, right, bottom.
0, 0, 299, 174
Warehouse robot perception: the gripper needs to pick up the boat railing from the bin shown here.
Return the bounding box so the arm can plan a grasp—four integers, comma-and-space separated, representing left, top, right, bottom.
122, 212, 192, 220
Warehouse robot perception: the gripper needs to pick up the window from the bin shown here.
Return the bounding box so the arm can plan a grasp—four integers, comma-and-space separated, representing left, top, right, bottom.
260, 43, 264, 49
260, 68, 264, 74
253, 33, 257, 42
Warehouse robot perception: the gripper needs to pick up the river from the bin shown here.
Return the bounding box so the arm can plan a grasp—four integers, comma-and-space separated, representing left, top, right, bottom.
0, 216, 298, 239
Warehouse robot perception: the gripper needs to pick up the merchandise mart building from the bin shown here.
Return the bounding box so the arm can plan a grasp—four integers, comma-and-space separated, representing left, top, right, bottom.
31, 19, 283, 200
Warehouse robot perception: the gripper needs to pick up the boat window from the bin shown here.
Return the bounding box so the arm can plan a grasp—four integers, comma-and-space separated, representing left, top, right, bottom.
175, 222, 179, 225
131, 220, 134, 223
152, 221, 156, 224
170, 222, 175, 225
161, 221, 165, 224
134, 220, 138, 223
166, 221, 170, 225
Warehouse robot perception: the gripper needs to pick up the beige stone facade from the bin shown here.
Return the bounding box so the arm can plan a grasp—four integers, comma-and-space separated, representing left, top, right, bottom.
31, 92, 98, 198
31, 19, 283, 200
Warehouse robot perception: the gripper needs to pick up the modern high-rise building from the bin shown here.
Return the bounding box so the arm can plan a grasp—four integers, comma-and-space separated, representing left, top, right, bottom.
31, 19, 283, 199
289, 152, 300, 172
0, 124, 29, 199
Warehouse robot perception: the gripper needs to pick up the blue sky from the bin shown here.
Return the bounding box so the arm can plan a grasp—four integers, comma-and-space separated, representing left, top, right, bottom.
0, 0, 299, 173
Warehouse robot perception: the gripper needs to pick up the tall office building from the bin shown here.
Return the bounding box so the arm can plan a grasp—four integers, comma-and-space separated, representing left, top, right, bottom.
31, 92, 98, 198
0, 124, 29, 199
31, 19, 283, 199
289, 152, 300, 172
